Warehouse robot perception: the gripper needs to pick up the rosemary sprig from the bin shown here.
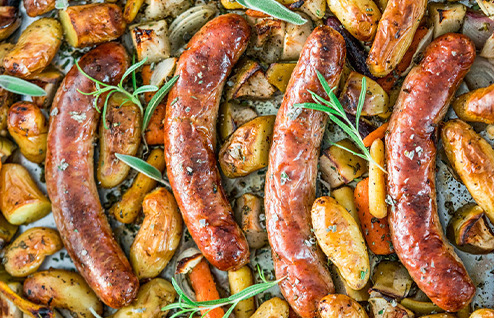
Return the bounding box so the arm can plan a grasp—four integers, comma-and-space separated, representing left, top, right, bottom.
236, 0, 307, 25
294, 70, 386, 172
162, 266, 284, 318
0, 75, 47, 96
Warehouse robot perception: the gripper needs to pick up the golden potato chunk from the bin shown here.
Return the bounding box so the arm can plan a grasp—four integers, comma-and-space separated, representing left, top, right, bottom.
130, 20, 171, 63
470, 309, 494, 318
234, 193, 268, 249
340, 72, 389, 117
219, 115, 275, 178
319, 294, 369, 318
218, 101, 257, 142
250, 297, 289, 318
59, 4, 126, 48
370, 261, 413, 298
266, 63, 296, 93
29, 67, 64, 109
0, 163, 51, 225
24, 0, 56, 17
429, 2, 466, 39
0, 7, 21, 41
3, 227, 62, 277
228, 267, 255, 318
453, 83, 494, 124
3, 18, 62, 78
130, 188, 182, 279
0, 213, 17, 250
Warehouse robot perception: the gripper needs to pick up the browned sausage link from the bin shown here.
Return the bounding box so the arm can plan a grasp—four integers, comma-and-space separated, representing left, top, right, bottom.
45, 42, 139, 308
386, 34, 476, 312
164, 14, 251, 271
265, 26, 346, 318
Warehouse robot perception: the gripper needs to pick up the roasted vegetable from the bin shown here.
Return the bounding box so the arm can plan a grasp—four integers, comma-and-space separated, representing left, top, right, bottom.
0, 164, 51, 225
331, 186, 360, 226
400, 298, 443, 315
470, 309, 494, 318
0, 5, 20, 41
250, 297, 289, 318
312, 196, 370, 290
0, 213, 16, 250
0, 43, 13, 72
447, 204, 494, 254
3, 18, 62, 79
371, 261, 413, 299
109, 278, 176, 318
319, 294, 369, 318
370, 296, 415, 318
442, 119, 494, 223
130, 20, 171, 64
29, 68, 64, 109
369, 138, 387, 218
367, 0, 427, 77
130, 188, 182, 279
220, 0, 244, 9
319, 139, 368, 189
226, 60, 275, 100
247, 18, 285, 64
144, 0, 191, 20
266, 63, 296, 93
453, 83, 494, 124
219, 115, 275, 178
281, 13, 313, 61
3, 227, 62, 277
97, 94, 141, 188
110, 148, 166, 223
0, 281, 23, 318
327, 0, 381, 42
299, 0, 326, 20
429, 2, 466, 39
23, 269, 103, 318
218, 101, 257, 142
23, 0, 55, 17
234, 193, 268, 249
340, 72, 389, 117
228, 266, 255, 318
0, 89, 13, 135
123, 0, 143, 23
0, 281, 54, 318
59, 4, 126, 48
331, 265, 371, 301
7, 101, 48, 164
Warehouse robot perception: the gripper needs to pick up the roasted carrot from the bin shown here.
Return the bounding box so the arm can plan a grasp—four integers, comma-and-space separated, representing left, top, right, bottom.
141, 64, 166, 145
141, 65, 155, 103
245, 9, 271, 18
189, 259, 225, 318
363, 122, 389, 147
377, 26, 430, 93
354, 178, 394, 255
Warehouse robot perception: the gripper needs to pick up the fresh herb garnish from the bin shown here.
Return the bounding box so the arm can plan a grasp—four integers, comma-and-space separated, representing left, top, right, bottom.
236, 0, 307, 25
0, 75, 47, 96
115, 153, 167, 185
54, 0, 68, 10
294, 71, 386, 172
142, 75, 179, 132
162, 266, 284, 318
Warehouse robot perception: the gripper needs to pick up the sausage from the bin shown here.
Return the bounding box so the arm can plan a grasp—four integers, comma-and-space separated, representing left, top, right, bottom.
264, 26, 346, 318
385, 34, 476, 311
453, 83, 494, 124
45, 42, 139, 308
163, 14, 251, 271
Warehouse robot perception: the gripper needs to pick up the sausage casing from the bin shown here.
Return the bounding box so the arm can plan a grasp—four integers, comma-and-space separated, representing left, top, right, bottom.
164, 14, 251, 271
386, 34, 476, 311
264, 26, 346, 318
45, 42, 139, 308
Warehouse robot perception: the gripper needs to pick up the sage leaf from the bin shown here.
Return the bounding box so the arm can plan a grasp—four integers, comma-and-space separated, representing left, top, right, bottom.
0, 75, 47, 97
236, 0, 307, 25
115, 153, 166, 184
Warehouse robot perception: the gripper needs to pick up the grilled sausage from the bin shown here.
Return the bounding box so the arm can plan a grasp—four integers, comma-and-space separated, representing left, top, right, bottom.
164, 14, 251, 271
386, 34, 476, 311
45, 42, 139, 308
265, 26, 346, 318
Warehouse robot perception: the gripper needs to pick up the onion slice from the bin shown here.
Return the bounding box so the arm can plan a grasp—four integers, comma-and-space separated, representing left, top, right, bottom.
462, 10, 494, 49
464, 56, 494, 90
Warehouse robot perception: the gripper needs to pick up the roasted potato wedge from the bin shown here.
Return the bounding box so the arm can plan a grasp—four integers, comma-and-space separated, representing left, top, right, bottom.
442, 119, 494, 223
371, 261, 413, 299
130, 20, 171, 63
219, 115, 275, 178
447, 204, 494, 254
470, 309, 494, 318
3, 227, 62, 277
3, 18, 62, 79
97, 94, 141, 188
0, 281, 23, 318
0, 88, 13, 135
0, 137, 15, 161
312, 196, 370, 290
331, 186, 360, 226
250, 297, 289, 318
130, 188, 182, 279
220, 0, 244, 9
218, 101, 257, 142
123, 0, 144, 23
23, 269, 103, 318
421, 314, 456, 318
327, 0, 381, 42
59, 4, 126, 48
429, 2, 466, 39
340, 72, 390, 117
0, 43, 14, 72
0, 6, 20, 41
247, 18, 285, 64
109, 278, 176, 318
319, 294, 369, 318
234, 193, 268, 249
453, 84, 494, 124
226, 60, 275, 100
331, 265, 371, 301
400, 298, 443, 315
228, 266, 255, 318
8, 101, 48, 164
367, 0, 427, 77
266, 63, 296, 93
110, 148, 166, 223
319, 139, 368, 189
0, 213, 17, 250
29, 68, 64, 109
370, 296, 415, 318
23, 0, 55, 17
0, 280, 54, 318
0, 163, 51, 225
281, 13, 313, 61
300, 0, 326, 20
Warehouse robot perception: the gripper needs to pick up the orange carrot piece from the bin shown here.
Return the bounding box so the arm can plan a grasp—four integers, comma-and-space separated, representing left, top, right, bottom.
141, 65, 155, 103
363, 122, 389, 147
189, 259, 225, 318
354, 178, 394, 255
245, 9, 271, 18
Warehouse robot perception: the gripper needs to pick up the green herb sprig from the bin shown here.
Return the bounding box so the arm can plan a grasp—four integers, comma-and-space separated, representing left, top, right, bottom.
162, 266, 284, 318
76, 57, 178, 130
115, 153, 169, 186
0, 75, 47, 96
236, 0, 307, 25
294, 70, 386, 172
